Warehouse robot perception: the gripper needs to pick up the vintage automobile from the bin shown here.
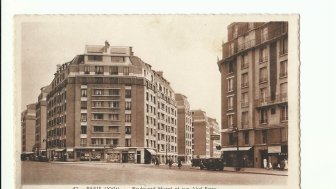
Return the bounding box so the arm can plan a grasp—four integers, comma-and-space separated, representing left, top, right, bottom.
192, 158, 225, 171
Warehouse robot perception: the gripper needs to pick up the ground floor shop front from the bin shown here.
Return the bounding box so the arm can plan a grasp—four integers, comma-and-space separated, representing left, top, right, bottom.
46, 147, 178, 164
221, 144, 288, 168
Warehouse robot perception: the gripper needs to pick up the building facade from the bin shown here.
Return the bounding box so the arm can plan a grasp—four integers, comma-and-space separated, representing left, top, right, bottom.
46, 41, 178, 163
21, 103, 37, 153
35, 85, 51, 156
217, 22, 288, 168
208, 118, 221, 158
175, 93, 193, 163
191, 110, 210, 158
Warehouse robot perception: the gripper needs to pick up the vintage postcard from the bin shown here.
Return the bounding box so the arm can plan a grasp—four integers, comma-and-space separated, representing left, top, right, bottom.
14, 14, 300, 189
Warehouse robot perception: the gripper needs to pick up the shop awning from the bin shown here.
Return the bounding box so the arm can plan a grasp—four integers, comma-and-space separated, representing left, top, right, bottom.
268, 146, 281, 153
22, 152, 34, 155
146, 148, 157, 155
55, 149, 65, 152
67, 148, 74, 152
221, 146, 252, 152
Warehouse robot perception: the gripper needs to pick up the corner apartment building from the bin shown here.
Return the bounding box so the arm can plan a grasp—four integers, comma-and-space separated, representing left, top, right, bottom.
217, 22, 288, 168
191, 110, 210, 158
35, 85, 51, 155
209, 118, 221, 158
46, 41, 178, 163
175, 93, 193, 163
21, 103, 37, 153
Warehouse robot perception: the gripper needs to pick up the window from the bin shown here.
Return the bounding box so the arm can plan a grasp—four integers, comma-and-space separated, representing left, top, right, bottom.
279, 38, 288, 55
241, 73, 248, 88
80, 126, 87, 134
125, 114, 131, 122
242, 111, 248, 127
123, 67, 129, 75
93, 101, 103, 108
260, 88, 267, 102
80, 138, 87, 146
125, 126, 131, 134
93, 113, 104, 120
228, 62, 234, 74
241, 54, 249, 69
228, 114, 233, 127
113, 139, 119, 145
229, 133, 234, 145
243, 131, 249, 145
84, 66, 89, 74
262, 130, 267, 144
228, 78, 234, 92
233, 25, 238, 38
227, 96, 234, 110
109, 114, 119, 121
281, 105, 288, 121
95, 66, 104, 74
108, 101, 119, 108
259, 47, 268, 62
81, 101, 87, 109
93, 126, 104, 132
93, 89, 103, 95
261, 27, 268, 42
125, 89, 132, 98
280, 83, 288, 100
260, 109, 268, 124
280, 60, 288, 77
111, 56, 125, 62
92, 138, 104, 145
125, 101, 131, 110
109, 66, 118, 75
241, 92, 248, 107
230, 43, 235, 55
259, 67, 268, 83
109, 89, 120, 96
88, 55, 102, 61
271, 107, 276, 114
125, 139, 131, 147
81, 113, 87, 122
81, 89, 87, 97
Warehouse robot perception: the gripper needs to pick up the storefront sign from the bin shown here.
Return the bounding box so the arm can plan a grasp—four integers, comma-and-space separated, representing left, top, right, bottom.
210, 135, 220, 140
268, 146, 281, 153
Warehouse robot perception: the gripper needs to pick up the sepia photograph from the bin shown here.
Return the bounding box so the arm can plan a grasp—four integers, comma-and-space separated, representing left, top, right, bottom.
14, 15, 300, 189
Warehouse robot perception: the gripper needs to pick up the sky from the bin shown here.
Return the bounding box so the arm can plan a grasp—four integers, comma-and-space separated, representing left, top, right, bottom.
19, 15, 231, 124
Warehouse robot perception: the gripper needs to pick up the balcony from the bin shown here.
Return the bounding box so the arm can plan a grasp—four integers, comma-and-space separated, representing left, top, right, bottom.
241, 82, 249, 88
241, 101, 249, 107
255, 94, 288, 108
259, 77, 268, 83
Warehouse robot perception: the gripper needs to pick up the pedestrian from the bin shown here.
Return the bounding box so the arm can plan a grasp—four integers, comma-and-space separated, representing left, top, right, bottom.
178, 160, 182, 169
284, 159, 288, 170
168, 159, 172, 168
263, 158, 267, 169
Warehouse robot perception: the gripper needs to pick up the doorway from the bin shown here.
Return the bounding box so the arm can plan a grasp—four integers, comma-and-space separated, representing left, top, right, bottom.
122, 152, 128, 163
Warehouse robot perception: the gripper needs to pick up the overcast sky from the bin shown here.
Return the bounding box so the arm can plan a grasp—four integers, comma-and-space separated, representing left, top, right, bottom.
19, 15, 230, 124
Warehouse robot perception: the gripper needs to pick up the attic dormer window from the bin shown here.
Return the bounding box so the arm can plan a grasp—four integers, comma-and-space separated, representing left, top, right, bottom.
88, 55, 102, 61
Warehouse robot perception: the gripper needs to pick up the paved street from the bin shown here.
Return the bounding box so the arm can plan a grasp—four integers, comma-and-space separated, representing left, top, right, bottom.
22, 161, 287, 185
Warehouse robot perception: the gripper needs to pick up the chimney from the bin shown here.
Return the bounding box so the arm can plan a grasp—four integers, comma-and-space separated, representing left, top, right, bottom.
104, 40, 110, 52
56, 64, 61, 72
157, 71, 163, 77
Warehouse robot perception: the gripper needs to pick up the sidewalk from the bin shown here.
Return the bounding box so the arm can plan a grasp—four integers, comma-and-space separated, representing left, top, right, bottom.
223, 167, 288, 176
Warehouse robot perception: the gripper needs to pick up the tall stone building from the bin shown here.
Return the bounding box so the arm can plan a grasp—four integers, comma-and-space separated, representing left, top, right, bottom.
191, 110, 210, 158
175, 93, 193, 163
21, 103, 37, 153
35, 85, 51, 155
208, 118, 221, 158
217, 22, 288, 168
46, 41, 178, 163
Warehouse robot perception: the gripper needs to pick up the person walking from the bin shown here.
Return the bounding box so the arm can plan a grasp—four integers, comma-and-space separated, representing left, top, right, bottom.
178, 159, 182, 169
263, 158, 267, 169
